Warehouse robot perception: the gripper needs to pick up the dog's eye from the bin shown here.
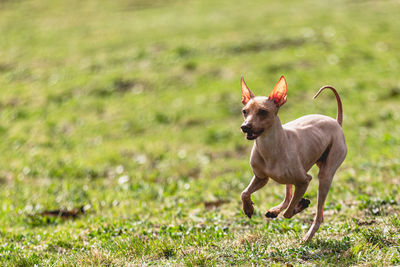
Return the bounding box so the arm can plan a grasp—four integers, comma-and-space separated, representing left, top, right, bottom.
242, 109, 247, 115
258, 109, 268, 116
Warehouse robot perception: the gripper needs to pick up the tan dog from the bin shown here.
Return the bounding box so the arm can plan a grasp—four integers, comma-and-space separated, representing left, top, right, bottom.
240, 76, 347, 242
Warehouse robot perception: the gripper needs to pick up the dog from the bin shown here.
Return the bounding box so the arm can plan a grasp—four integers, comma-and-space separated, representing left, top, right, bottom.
240, 75, 347, 242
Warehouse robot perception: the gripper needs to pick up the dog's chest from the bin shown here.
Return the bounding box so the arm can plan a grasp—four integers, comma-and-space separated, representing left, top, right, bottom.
250, 148, 297, 184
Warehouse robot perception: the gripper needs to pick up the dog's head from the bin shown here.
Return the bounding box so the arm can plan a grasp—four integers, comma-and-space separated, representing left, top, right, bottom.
240, 76, 287, 140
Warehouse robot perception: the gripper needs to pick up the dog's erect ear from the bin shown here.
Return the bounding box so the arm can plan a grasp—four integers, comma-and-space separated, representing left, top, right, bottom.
241, 76, 254, 105
268, 76, 287, 107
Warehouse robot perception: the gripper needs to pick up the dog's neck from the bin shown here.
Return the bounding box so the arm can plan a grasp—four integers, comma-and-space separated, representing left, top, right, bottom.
255, 116, 288, 159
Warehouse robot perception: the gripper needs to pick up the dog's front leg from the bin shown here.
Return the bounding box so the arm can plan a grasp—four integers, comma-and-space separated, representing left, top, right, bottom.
241, 175, 269, 218
265, 184, 292, 218
283, 174, 312, 219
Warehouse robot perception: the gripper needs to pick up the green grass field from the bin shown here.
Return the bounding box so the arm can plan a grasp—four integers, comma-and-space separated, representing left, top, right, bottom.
1, 0, 400, 265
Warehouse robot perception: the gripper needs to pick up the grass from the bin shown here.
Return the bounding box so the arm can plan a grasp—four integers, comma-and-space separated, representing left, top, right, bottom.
0, 0, 400, 265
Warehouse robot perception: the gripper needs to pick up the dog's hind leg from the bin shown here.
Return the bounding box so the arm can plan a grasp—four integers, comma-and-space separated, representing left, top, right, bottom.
265, 184, 292, 218
303, 143, 346, 242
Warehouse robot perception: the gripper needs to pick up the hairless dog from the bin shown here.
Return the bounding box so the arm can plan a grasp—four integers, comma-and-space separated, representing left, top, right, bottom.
240, 76, 347, 242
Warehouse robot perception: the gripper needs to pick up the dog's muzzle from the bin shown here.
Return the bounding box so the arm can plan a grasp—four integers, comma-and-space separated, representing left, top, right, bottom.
241, 124, 263, 140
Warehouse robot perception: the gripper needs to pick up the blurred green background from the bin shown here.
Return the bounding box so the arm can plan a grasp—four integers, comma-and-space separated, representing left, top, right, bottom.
0, 0, 399, 265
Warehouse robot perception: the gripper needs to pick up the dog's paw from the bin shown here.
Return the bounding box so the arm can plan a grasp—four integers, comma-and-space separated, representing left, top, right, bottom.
299, 198, 310, 209
293, 198, 311, 215
265, 211, 278, 218
283, 198, 311, 219
242, 199, 254, 219
302, 233, 313, 243
283, 210, 294, 219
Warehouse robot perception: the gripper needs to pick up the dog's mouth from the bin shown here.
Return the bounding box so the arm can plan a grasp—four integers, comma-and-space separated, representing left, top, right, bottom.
244, 129, 264, 140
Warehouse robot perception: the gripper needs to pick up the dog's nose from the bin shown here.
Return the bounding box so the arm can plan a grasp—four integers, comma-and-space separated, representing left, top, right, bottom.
241, 124, 251, 133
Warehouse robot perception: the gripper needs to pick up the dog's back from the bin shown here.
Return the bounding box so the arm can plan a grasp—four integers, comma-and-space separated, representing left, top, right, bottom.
283, 114, 346, 171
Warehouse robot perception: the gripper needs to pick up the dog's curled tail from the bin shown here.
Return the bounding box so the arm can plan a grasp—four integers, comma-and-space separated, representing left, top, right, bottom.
313, 86, 343, 126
